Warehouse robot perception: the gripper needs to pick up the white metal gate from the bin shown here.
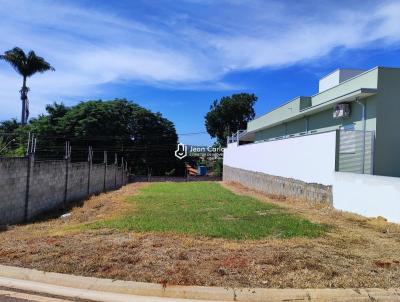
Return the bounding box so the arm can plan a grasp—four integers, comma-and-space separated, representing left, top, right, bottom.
335, 130, 374, 174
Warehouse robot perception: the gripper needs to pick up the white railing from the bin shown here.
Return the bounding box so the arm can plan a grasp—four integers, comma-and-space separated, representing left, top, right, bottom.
227, 130, 247, 144
228, 128, 332, 145
252, 129, 324, 144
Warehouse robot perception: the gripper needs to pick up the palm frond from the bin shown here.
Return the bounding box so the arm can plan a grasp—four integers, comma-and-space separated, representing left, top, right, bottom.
0, 47, 27, 76
26, 51, 55, 77
0, 47, 55, 77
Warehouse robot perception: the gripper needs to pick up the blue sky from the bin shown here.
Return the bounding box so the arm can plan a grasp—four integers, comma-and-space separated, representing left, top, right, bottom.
0, 0, 400, 145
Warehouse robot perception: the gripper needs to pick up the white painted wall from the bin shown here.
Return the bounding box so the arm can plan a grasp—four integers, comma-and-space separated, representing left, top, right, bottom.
319, 69, 365, 92
223, 131, 337, 185
333, 172, 400, 223
225, 131, 400, 223
319, 70, 340, 92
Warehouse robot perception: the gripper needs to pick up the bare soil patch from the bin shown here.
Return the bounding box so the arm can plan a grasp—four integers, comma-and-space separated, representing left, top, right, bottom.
0, 181, 400, 289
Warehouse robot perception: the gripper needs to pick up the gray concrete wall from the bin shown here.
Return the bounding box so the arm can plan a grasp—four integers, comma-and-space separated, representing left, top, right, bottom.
28, 160, 66, 219
223, 165, 332, 204
89, 164, 105, 195
0, 157, 128, 226
67, 162, 89, 203
116, 167, 123, 188
0, 158, 29, 224
105, 165, 116, 191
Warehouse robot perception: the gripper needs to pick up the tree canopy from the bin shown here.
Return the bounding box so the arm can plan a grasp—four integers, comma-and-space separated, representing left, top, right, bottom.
205, 93, 257, 145
0, 99, 181, 175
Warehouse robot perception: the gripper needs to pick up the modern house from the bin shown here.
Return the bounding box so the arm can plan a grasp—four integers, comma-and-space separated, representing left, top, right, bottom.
224, 67, 400, 222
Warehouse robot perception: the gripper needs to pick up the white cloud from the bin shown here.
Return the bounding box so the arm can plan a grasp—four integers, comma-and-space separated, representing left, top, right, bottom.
0, 0, 400, 120
209, 2, 400, 69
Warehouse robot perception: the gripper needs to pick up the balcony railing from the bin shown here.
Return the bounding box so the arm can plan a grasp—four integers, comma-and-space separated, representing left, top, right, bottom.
227, 130, 247, 144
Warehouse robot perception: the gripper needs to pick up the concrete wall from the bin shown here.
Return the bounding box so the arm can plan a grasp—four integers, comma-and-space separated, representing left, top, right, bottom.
224, 132, 400, 222
89, 164, 106, 195
29, 160, 66, 218
116, 167, 123, 188
67, 162, 89, 203
0, 158, 29, 225
0, 157, 128, 226
223, 166, 332, 204
223, 155, 400, 222
333, 172, 400, 223
224, 131, 337, 185
105, 165, 117, 191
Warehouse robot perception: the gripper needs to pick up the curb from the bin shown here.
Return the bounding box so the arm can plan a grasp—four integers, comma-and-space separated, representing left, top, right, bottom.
0, 277, 219, 302
0, 265, 399, 301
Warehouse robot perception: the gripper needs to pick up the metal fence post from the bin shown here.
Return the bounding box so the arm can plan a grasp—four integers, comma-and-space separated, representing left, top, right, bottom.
103, 151, 107, 192
87, 146, 93, 195
63, 141, 71, 207
121, 157, 124, 187
24, 133, 36, 222
114, 154, 117, 189
125, 161, 129, 185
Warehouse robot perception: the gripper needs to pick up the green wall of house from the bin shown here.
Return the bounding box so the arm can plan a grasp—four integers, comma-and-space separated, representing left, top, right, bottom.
374, 68, 400, 177
254, 97, 377, 142
249, 67, 400, 177
248, 68, 379, 133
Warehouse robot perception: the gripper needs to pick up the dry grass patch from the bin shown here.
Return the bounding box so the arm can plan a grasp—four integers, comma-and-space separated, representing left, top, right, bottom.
0, 181, 399, 289
2, 183, 148, 238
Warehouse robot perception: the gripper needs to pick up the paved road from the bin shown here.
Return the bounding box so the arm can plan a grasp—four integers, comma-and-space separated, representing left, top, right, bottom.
0, 287, 88, 302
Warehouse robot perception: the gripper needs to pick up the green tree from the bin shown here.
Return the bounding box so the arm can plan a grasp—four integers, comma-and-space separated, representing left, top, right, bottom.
0, 119, 24, 157
0, 118, 20, 134
0, 47, 54, 125
205, 93, 257, 145
27, 99, 179, 175
0, 137, 13, 156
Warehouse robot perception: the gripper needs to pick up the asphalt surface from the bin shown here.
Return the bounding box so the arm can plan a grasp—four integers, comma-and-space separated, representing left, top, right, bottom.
0, 287, 90, 302
0, 296, 27, 302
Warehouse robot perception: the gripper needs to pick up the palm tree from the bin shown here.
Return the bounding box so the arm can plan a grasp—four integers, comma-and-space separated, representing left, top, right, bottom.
0, 47, 55, 125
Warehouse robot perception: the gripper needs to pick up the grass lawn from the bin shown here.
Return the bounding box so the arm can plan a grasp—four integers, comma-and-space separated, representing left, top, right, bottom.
89, 182, 327, 239
2, 183, 400, 288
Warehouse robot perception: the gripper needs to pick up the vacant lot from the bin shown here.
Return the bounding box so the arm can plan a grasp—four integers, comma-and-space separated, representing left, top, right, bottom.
0, 181, 399, 289
89, 182, 327, 239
